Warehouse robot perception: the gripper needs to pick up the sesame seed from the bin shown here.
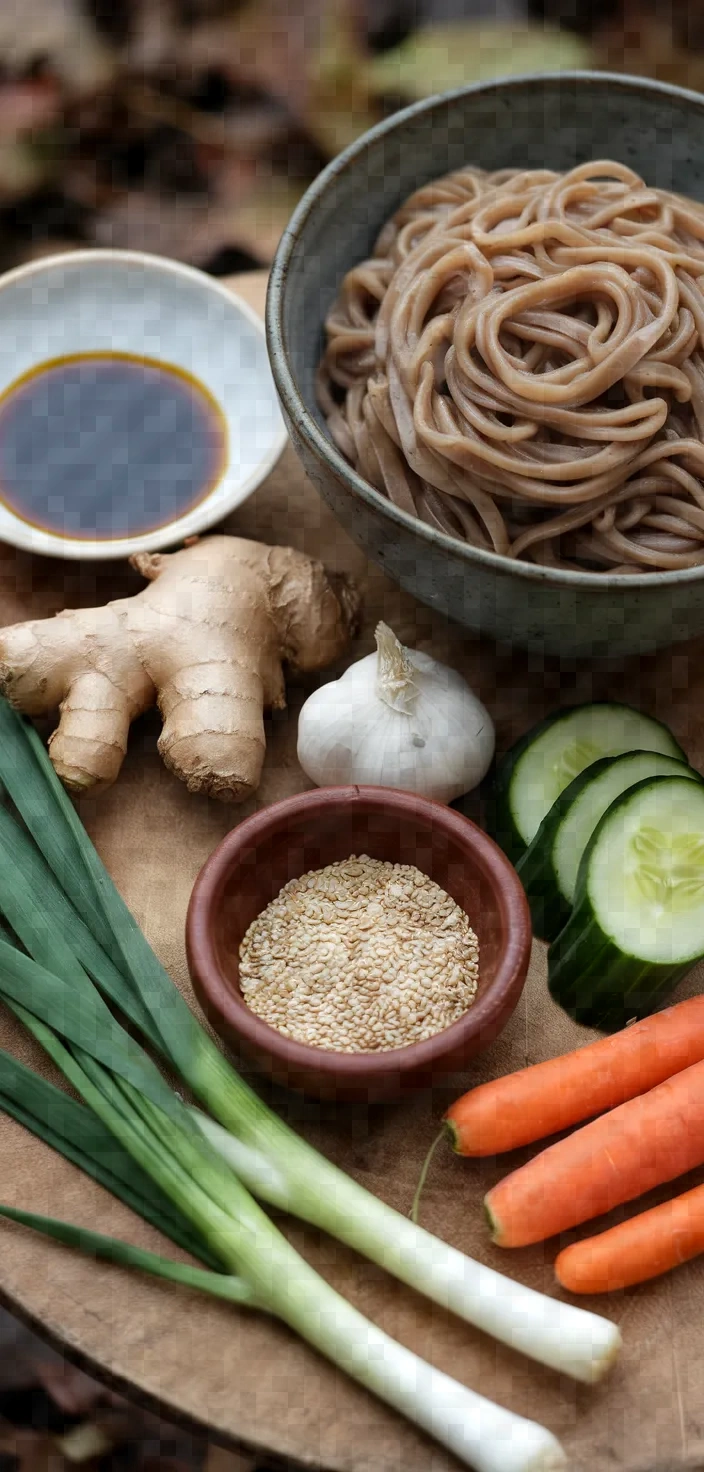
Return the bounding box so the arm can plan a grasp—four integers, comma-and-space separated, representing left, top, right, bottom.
238, 856, 479, 1054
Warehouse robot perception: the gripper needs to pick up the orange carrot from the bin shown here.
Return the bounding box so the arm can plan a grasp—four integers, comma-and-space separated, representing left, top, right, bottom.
485, 1057, 704, 1248
555, 1182, 704, 1293
445, 994, 704, 1157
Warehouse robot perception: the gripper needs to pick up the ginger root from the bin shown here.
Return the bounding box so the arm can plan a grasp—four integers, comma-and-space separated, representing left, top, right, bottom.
0, 536, 361, 801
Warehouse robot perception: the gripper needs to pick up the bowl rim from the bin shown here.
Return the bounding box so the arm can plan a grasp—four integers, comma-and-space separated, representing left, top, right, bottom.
185, 783, 532, 1081
266, 68, 704, 594
0, 247, 288, 562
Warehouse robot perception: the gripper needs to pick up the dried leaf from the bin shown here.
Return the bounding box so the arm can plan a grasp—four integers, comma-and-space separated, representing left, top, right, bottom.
0, 82, 63, 141
366, 22, 594, 101
34, 1363, 103, 1420
596, 14, 704, 93
0, 0, 115, 92
90, 183, 281, 264
302, 0, 381, 158
217, 172, 306, 259
0, 1422, 62, 1472
183, 0, 377, 159
0, 76, 66, 208
55, 1423, 113, 1463
184, 2, 312, 113
0, 140, 54, 204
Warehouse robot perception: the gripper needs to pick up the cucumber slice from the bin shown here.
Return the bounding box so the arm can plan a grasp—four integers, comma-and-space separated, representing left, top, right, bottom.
549, 775, 704, 1031
491, 704, 686, 863
518, 751, 700, 941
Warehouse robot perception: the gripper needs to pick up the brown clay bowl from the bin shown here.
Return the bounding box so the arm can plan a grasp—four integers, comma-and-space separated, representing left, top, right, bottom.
186, 786, 531, 1102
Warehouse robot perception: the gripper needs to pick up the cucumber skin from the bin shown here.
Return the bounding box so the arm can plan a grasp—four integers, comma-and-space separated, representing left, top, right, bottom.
487, 704, 687, 868
548, 899, 690, 1032
548, 773, 704, 1031
516, 841, 571, 943
488, 709, 578, 865
516, 756, 618, 941
518, 754, 700, 943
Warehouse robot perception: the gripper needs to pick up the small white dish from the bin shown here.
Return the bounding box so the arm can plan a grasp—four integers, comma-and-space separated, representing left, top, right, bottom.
0, 249, 287, 560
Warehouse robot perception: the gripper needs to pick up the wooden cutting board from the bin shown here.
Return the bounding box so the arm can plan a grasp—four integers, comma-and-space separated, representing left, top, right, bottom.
0, 271, 702, 1472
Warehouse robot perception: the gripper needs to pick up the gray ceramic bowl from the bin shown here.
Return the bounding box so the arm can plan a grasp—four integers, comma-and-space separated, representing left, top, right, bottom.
267, 72, 704, 659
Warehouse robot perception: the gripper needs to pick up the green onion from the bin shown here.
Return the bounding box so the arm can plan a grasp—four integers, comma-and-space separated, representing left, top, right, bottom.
0, 801, 158, 1042
0, 1205, 256, 1305
0, 1194, 569, 1472
4, 1007, 567, 1472
0, 1048, 221, 1267
193, 1107, 620, 1385
0, 701, 621, 1392
0, 939, 182, 1120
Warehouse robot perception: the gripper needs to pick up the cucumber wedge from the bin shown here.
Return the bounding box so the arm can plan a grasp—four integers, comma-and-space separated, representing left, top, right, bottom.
490, 703, 686, 864
518, 751, 701, 941
549, 775, 704, 1031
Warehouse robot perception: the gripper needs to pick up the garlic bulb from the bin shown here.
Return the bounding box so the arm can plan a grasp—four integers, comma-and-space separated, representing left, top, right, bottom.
297, 622, 495, 803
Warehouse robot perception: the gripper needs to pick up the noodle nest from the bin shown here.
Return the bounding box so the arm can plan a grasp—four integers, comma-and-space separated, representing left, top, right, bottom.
317, 161, 704, 572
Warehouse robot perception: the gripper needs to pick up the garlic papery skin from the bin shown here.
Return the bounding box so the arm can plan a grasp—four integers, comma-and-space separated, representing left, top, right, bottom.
296, 623, 495, 803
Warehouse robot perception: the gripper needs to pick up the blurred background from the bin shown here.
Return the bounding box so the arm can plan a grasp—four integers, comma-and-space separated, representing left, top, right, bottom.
0, 0, 699, 1467
0, 0, 699, 276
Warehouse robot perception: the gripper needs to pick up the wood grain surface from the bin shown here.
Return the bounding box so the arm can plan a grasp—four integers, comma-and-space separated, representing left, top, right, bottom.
0, 271, 703, 1472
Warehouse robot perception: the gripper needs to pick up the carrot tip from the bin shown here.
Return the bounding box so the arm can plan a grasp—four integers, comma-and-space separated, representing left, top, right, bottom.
554, 1263, 578, 1293
442, 1116, 463, 1154
484, 1196, 504, 1245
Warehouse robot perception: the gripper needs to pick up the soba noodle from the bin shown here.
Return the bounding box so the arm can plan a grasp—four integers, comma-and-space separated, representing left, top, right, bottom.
316, 161, 704, 572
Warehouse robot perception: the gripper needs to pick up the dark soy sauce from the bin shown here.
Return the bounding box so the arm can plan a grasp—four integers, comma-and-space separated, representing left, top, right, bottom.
0, 352, 228, 540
